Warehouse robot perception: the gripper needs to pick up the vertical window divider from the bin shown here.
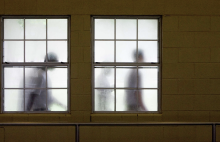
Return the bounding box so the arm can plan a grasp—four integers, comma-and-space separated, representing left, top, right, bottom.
114, 18, 116, 111
23, 18, 26, 112
136, 18, 139, 111
46, 18, 48, 111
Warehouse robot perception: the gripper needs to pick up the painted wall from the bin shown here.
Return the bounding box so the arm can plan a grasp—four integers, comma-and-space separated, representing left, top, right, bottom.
0, 0, 220, 141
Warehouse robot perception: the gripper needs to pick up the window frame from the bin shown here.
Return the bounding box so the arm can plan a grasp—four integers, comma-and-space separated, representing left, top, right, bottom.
92, 16, 162, 113
1, 16, 71, 113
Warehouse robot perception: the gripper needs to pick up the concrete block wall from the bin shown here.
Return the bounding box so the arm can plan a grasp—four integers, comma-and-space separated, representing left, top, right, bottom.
0, 0, 220, 141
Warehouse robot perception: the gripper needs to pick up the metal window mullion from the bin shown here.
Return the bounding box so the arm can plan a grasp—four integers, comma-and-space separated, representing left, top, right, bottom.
46, 19, 48, 111
23, 18, 26, 112
136, 19, 139, 111
114, 18, 116, 111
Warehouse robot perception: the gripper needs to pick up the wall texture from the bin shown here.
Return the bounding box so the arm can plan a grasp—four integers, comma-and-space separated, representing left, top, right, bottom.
0, 0, 220, 141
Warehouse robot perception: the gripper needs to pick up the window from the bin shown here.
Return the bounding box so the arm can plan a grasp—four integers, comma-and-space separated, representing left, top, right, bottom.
2, 16, 70, 113
92, 16, 161, 113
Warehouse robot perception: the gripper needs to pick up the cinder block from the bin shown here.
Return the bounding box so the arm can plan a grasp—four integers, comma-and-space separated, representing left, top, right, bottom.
210, 79, 220, 94
164, 126, 208, 141
163, 126, 180, 141
163, 32, 194, 48
83, 0, 134, 15
162, 111, 179, 122
83, 79, 91, 94
84, 47, 91, 62
5, 0, 25, 15
71, 63, 78, 78
179, 16, 210, 31
162, 79, 178, 94
71, 95, 79, 110
216, 125, 220, 142
195, 63, 220, 78
68, 0, 84, 14
164, 0, 216, 15
194, 79, 211, 94
28, 116, 60, 122
178, 111, 209, 122
79, 31, 91, 46
179, 48, 210, 63
71, 15, 84, 31
35, 126, 75, 142
71, 79, 84, 94
162, 95, 194, 110
178, 79, 195, 94
0, 0, 4, 14
210, 111, 220, 122
83, 15, 91, 31
194, 95, 220, 110
91, 114, 122, 122
211, 48, 220, 62
162, 63, 178, 79
36, 0, 71, 15
71, 31, 79, 47
162, 48, 178, 63
137, 126, 164, 142
78, 63, 91, 79
195, 32, 220, 47
12, 116, 28, 122
177, 63, 194, 79
24, 0, 37, 14
78, 95, 91, 111
138, 114, 155, 122
71, 111, 84, 122
133, 0, 164, 15
83, 111, 91, 122
163, 16, 179, 31
71, 46, 84, 62
0, 128, 4, 142
195, 126, 212, 141
211, 16, 220, 31
121, 114, 137, 122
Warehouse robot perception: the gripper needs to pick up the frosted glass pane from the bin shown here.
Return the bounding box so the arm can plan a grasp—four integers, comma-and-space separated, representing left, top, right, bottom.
116, 89, 127, 111
116, 19, 136, 39
116, 41, 136, 62
116, 67, 137, 88
4, 41, 24, 62
95, 89, 114, 111
95, 41, 114, 62
47, 67, 67, 88
48, 41, 67, 62
4, 89, 24, 111
25, 89, 46, 111
25, 67, 46, 88
48, 19, 67, 39
4, 19, 24, 39
138, 41, 158, 63
48, 89, 67, 111
4, 67, 23, 88
138, 19, 158, 39
25, 41, 46, 62
95, 67, 114, 88
139, 67, 158, 88
95, 19, 114, 39
141, 89, 158, 111
25, 19, 46, 39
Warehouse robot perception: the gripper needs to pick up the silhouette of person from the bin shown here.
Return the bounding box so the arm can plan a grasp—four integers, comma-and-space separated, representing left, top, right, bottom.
26, 52, 58, 111
126, 50, 147, 111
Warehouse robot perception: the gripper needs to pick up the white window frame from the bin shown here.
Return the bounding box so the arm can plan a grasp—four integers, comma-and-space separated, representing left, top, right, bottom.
1, 16, 70, 113
92, 16, 162, 113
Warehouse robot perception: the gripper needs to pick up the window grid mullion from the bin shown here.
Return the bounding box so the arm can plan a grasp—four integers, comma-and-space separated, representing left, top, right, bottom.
23, 18, 26, 111
114, 18, 116, 111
